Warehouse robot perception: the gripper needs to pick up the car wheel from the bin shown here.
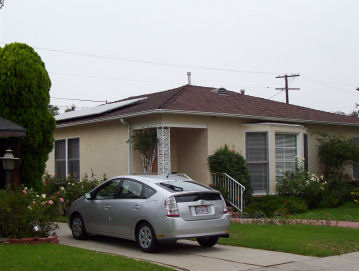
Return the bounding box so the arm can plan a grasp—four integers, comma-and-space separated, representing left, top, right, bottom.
71, 214, 88, 240
197, 236, 218, 247
136, 222, 158, 252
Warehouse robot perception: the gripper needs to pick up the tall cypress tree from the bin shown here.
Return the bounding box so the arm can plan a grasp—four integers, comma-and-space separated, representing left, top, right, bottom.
0, 43, 55, 190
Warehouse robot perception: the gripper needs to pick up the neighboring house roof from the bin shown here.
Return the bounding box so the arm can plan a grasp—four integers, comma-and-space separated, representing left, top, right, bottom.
56, 84, 359, 127
0, 117, 26, 138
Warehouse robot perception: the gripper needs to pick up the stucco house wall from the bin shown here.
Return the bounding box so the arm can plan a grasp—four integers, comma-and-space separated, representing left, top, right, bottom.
47, 119, 128, 179
46, 112, 359, 194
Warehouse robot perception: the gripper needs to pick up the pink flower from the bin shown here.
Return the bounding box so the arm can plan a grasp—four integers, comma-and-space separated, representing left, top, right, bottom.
22, 189, 27, 195
59, 198, 64, 203
48, 200, 54, 205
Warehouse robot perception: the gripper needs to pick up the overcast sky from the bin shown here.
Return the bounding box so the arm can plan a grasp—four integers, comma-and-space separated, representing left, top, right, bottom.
1, 0, 359, 113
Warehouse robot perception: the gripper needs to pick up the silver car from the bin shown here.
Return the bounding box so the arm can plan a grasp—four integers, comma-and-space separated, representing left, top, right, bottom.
67, 175, 230, 252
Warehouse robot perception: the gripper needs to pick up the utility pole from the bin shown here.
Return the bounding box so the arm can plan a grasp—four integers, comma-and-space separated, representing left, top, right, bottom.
275, 74, 300, 104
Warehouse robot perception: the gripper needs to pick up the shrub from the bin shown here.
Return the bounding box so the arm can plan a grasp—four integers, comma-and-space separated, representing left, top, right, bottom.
43, 173, 104, 212
244, 195, 307, 217
320, 177, 354, 208
277, 160, 325, 208
208, 145, 253, 204
0, 186, 62, 238
351, 190, 359, 204
317, 133, 359, 179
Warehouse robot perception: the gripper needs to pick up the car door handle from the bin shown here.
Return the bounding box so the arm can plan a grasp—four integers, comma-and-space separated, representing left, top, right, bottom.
104, 204, 112, 210
132, 204, 141, 210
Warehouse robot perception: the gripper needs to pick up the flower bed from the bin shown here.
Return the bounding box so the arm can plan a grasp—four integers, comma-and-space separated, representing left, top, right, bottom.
0, 235, 59, 244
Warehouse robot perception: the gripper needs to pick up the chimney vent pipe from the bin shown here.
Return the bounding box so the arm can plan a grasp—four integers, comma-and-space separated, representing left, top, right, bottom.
187, 72, 191, 85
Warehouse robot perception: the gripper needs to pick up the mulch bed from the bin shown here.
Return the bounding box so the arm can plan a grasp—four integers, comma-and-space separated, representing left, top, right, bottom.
0, 235, 59, 244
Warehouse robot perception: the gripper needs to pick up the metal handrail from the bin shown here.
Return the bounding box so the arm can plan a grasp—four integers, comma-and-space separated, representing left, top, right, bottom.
212, 173, 246, 212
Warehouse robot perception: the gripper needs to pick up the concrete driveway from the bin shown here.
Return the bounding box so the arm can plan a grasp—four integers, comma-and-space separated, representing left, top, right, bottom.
56, 223, 359, 271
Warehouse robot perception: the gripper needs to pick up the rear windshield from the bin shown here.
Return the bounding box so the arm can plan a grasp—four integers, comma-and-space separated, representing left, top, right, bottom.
157, 181, 211, 192
175, 192, 221, 202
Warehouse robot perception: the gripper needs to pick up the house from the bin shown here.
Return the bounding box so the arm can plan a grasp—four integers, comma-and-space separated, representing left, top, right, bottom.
0, 117, 26, 188
45, 84, 359, 196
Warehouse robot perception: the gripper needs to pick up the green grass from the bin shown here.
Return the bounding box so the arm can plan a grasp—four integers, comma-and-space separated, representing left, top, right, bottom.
219, 223, 359, 257
0, 244, 173, 271
53, 216, 67, 223
289, 202, 359, 221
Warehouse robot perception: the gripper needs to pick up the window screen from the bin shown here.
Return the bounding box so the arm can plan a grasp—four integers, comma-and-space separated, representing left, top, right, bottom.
353, 137, 359, 180
68, 138, 80, 179
246, 132, 268, 193
304, 134, 308, 171
55, 139, 66, 178
275, 134, 297, 181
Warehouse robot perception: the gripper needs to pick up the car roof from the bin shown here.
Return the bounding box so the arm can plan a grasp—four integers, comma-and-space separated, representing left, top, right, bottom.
115, 174, 192, 184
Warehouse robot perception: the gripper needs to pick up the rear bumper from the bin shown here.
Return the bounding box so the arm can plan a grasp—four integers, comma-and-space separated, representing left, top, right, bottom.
153, 214, 231, 240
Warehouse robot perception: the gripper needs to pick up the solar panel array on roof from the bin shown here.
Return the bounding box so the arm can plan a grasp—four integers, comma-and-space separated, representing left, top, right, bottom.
55, 97, 147, 121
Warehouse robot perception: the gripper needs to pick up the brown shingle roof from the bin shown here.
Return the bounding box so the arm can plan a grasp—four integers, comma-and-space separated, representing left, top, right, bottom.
57, 85, 359, 126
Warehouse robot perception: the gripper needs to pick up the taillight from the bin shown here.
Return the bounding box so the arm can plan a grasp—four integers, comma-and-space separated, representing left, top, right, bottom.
223, 203, 228, 214
221, 195, 228, 214
165, 196, 180, 217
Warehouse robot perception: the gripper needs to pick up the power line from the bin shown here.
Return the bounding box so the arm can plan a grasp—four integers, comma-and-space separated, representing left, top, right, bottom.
50, 71, 178, 85
268, 89, 284, 100
51, 97, 106, 103
0, 42, 280, 75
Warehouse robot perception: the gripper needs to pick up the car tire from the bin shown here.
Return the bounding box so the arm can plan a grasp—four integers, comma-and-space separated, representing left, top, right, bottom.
71, 214, 88, 240
136, 222, 158, 253
197, 236, 218, 247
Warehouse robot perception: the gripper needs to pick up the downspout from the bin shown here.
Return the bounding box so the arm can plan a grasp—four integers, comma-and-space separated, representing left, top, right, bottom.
121, 118, 131, 174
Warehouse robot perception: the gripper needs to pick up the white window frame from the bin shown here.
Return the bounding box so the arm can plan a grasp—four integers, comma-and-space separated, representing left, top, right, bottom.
275, 133, 299, 181
54, 137, 80, 179
245, 131, 270, 194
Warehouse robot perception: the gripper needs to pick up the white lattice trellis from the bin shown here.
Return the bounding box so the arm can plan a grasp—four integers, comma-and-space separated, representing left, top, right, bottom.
157, 126, 171, 175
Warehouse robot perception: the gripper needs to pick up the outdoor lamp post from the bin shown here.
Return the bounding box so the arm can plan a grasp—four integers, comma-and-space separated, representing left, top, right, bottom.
0, 148, 19, 187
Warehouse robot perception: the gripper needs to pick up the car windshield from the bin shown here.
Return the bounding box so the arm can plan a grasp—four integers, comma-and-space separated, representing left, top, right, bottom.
158, 181, 210, 192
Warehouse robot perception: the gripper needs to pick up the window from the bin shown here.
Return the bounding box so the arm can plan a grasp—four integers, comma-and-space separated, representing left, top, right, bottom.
158, 181, 211, 192
304, 134, 309, 171
275, 134, 297, 181
246, 132, 269, 193
119, 179, 143, 199
353, 137, 359, 180
55, 138, 80, 179
94, 179, 121, 200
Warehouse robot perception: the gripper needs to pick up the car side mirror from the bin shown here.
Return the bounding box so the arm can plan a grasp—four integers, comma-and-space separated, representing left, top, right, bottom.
84, 193, 92, 200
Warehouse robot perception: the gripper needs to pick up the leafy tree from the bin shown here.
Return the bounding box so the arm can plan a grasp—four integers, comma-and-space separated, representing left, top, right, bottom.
349, 110, 359, 118
317, 133, 359, 179
0, 43, 55, 190
130, 128, 158, 173
208, 145, 253, 204
48, 104, 60, 116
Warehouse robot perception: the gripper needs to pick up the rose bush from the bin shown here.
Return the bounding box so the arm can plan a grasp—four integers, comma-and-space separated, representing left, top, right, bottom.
0, 186, 62, 238
42, 173, 105, 213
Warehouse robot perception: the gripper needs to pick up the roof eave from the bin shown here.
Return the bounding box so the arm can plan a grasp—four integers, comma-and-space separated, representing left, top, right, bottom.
55, 109, 359, 128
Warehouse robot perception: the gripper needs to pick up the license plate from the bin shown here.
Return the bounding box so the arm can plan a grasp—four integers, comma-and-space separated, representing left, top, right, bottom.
195, 205, 209, 215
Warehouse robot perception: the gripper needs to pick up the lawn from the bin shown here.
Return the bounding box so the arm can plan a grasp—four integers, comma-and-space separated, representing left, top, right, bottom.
0, 244, 173, 271
289, 202, 359, 221
219, 223, 359, 257
54, 215, 67, 223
